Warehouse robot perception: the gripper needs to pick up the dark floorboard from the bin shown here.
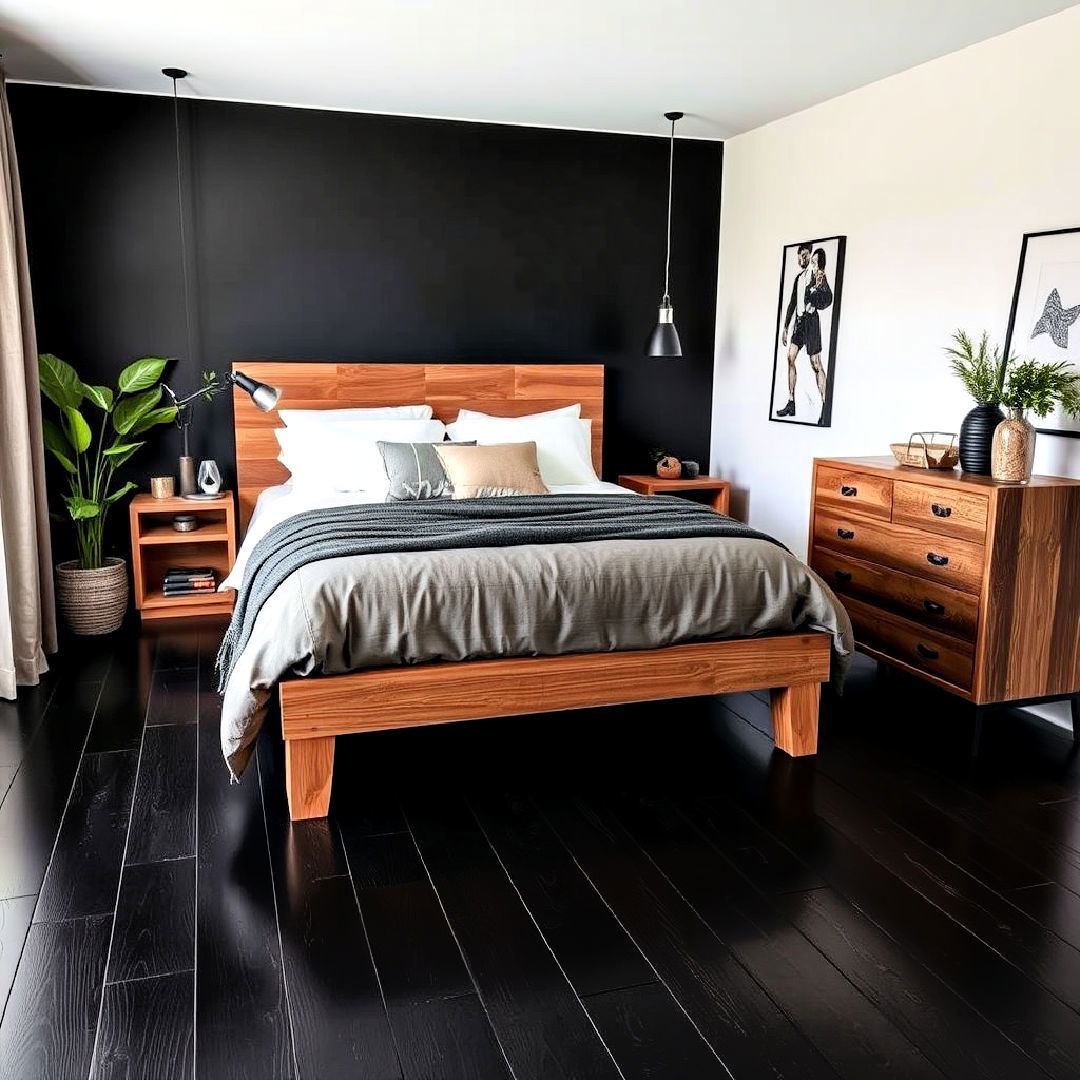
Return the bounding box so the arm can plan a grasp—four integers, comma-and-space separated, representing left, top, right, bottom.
406, 796, 622, 1080
125, 723, 197, 865
107, 857, 195, 982
258, 737, 402, 1080
91, 970, 195, 1080
4, 626, 1080, 1078
0, 913, 111, 1080
194, 641, 293, 1080
34, 750, 138, 923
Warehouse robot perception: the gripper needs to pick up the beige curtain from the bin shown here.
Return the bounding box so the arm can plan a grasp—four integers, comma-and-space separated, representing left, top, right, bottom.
0, 70, 56, 699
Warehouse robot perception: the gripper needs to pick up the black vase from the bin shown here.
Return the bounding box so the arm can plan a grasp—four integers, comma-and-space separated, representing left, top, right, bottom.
959, 402, 1005, 475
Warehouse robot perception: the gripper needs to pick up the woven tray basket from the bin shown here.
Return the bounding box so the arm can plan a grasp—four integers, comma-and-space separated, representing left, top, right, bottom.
55, 557, 128, 635
890, 432, 959, 470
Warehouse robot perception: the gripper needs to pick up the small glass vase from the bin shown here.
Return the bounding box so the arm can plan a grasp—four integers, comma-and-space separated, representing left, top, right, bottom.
990, 408, 1036, 484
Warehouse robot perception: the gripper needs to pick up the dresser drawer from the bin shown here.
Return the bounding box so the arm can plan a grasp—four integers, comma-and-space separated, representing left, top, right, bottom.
811, 548, 979, 640
814, 466, 892, 520
844, 596, 973, 690
893, 481, 988, 543
814, 509, 985, 594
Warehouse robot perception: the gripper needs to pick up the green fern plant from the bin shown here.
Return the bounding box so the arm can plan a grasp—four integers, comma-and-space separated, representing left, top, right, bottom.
1000, 359, 1080, 419
38, 354, 177, 569
944, 330, 1010, 404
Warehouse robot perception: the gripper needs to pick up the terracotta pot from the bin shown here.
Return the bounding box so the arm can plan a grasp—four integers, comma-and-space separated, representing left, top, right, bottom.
655, 456, 682, 479
990, 409, 1036, 484
55, 557, 128, 635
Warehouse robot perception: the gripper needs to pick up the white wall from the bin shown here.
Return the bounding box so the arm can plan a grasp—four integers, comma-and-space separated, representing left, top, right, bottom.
711, 5, 1080, 554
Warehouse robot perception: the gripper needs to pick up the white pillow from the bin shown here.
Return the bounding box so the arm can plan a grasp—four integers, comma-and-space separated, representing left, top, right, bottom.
280, 405, 433, 424
275, 419, 446, 493
451, 403, 580, 431
447, 415, 597, 485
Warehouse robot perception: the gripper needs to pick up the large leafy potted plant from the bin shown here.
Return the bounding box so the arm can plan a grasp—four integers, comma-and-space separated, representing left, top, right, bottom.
38, 354, 176, 634
992, 359, 1080, 483
945, 330, 1010, 475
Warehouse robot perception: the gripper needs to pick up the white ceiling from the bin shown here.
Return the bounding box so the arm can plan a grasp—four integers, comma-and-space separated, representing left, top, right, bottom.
1, 0, 1074, 139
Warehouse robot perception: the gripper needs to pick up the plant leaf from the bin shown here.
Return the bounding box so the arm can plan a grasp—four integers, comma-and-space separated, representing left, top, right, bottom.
104, 481, 137, 505
130, 405, 178, 434
38, 354, 83, 410
63, 495, 100, 520
62, 406, 93, 453
112, 387, 161, 434
41, 418, 77, 473
102, 441, 145, 468
45, 446, 77, 474
117, 357, 168, 393
81, 383, 114, 410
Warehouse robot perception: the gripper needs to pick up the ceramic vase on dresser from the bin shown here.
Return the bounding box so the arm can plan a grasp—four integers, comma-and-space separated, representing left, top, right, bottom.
991, 408, 1036, 484
958, 402, 1005, 475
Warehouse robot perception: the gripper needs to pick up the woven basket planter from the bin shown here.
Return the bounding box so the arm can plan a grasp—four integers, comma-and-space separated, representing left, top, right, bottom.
55, 557, 128, 635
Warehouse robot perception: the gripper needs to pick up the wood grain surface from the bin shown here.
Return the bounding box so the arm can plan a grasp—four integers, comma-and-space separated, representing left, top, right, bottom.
232, 362, 604, 528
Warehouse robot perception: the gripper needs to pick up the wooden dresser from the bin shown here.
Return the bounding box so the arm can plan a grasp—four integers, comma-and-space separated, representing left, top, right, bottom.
808, 456, 1080, 705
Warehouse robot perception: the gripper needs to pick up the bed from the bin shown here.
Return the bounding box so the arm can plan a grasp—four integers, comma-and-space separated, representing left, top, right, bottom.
222, 361, 851, 819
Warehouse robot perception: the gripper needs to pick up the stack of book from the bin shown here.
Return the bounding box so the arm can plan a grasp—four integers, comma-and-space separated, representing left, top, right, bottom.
162, 566, 218, 597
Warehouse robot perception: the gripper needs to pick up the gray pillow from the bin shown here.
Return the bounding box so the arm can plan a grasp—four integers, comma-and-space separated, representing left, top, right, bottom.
377, 440, 475, 500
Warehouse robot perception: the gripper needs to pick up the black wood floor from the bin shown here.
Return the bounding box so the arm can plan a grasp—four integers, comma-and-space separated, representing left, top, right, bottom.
1, 619, 1080, 1078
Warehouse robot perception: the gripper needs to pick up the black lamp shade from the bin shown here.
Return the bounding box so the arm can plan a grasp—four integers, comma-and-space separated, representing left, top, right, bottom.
646, 304, 682, 358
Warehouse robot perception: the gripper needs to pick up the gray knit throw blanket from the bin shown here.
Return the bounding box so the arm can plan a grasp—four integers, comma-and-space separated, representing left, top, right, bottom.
216, 493, 781, 689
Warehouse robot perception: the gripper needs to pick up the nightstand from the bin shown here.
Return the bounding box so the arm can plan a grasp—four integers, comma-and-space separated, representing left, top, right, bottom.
618, 474, 731, 515
129, 492, 237, 620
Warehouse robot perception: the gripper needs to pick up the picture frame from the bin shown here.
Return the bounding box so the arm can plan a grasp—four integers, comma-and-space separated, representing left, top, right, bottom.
769, 236, 846, 428
1003, 226, 1080, 438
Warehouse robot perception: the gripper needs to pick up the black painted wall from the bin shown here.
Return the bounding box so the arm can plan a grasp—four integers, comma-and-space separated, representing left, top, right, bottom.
12, 85, 721, 553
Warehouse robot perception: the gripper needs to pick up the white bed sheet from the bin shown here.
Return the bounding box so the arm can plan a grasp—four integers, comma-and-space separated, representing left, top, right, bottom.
220, 480, 639, 590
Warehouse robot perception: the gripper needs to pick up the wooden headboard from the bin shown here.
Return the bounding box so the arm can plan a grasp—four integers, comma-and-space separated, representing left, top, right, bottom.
232, 362, 605, 529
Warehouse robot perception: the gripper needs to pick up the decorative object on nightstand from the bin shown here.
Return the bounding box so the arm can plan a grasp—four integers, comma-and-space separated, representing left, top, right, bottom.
37, 352, 178, 635
680, 459, 701, 478
649, 448, 682, 479
198, 459, 222, 495
129, 491, 236, 619
619, 474, 731, 515
945, 330, 1008, 475
809, 455, 1080, 737
990, 359, 1080, 483
150, 476, 175, 499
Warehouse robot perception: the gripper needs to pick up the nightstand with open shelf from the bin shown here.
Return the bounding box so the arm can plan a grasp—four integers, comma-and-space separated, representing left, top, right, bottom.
129, 492, 237, 620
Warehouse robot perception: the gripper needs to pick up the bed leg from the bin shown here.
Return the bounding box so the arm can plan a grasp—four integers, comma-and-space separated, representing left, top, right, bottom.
770, 683, 820, 757
284, 736, 335, 820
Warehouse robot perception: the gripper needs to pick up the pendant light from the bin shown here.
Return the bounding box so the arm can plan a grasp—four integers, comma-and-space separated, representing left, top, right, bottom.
646, 111, 684, 358
159, 67, 281, 497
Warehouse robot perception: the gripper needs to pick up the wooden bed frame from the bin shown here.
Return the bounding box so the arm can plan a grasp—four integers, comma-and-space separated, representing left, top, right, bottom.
232, 362, 829, 820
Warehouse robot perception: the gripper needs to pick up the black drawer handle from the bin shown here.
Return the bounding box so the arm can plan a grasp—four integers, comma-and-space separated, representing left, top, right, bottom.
916, 643, 940, 660
926, 552, 949, 566
833, 570, 852, 583
931, 504, 952, 518
923, 599, 945, 616
840, 485, 857, 497
837, 528, 855, 540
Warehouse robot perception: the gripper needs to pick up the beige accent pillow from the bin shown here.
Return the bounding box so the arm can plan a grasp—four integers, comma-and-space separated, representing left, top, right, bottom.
434, 442, 550, 498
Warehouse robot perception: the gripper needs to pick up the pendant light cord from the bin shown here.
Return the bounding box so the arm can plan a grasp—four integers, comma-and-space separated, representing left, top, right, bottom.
169, 73, 196, 369
662, 113, 676, 304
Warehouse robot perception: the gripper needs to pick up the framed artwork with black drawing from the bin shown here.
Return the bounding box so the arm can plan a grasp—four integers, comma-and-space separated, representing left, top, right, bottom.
1004, 227, 1080, 437
769, 236, 846, 427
